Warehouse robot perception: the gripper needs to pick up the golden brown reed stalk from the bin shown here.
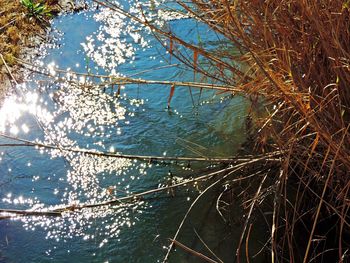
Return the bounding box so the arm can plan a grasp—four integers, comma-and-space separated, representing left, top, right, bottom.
171, 1, 350, 262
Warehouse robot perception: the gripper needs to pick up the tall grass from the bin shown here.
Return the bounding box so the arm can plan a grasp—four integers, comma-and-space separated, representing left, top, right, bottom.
171, 1, 350, 262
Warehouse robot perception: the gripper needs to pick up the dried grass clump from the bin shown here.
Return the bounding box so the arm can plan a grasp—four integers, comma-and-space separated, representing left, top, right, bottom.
0, 0, 58, 70
174, 1, 350, 262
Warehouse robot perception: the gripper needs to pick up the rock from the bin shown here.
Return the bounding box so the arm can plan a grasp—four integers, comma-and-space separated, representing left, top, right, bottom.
74, 2, 88, 12
58, 0, 75, 11
32, 36, 42, 47
58, 0, 87, 12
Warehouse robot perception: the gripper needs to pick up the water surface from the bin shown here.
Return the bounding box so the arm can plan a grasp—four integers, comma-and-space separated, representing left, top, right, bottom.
0, 1, 259, 262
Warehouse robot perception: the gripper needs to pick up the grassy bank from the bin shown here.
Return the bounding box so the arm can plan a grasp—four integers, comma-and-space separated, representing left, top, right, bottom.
0, 0, 59, 96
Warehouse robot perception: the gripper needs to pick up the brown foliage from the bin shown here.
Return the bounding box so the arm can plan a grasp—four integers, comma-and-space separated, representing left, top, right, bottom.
0, 0, 57, 67
90, 0, 350, 261
174, 1, 350, 262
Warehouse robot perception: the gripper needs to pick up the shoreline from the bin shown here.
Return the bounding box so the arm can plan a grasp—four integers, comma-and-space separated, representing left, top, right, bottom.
0, 0, 87, 103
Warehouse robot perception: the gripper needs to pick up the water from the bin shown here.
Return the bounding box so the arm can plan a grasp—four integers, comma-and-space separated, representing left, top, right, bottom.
0, 1, 263, 262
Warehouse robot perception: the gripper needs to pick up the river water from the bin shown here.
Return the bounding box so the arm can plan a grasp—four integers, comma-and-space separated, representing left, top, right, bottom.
0, 1, 263, 262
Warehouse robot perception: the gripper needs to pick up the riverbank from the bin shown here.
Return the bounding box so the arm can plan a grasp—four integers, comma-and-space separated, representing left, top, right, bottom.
0, 0, 87, 102
1, 1, 349, 261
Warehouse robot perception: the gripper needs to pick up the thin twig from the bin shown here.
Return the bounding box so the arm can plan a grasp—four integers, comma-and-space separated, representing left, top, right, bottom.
0, 19, 16, 32
17, 59, 242, 93
163, 160, 270, 262
245, 224, 253, 263
0, 208, 61, 217
236, 173, 268, 262
0, 132, 282, 164
193, 228, 224, 263
169, 238, 219, 263
0, 165, 241, 218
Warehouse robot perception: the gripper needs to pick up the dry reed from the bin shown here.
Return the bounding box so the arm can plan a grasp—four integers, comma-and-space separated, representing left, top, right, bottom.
169, 1, 350, 262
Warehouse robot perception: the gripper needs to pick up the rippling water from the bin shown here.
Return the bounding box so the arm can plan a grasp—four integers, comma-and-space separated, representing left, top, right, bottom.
0, 1, 260, 262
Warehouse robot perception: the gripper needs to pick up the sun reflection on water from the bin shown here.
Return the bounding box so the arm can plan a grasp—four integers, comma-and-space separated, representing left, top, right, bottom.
0, 0, 215, 259
0, 87, 56, 135
0, 77, 149, 246
81, 0, 188, 74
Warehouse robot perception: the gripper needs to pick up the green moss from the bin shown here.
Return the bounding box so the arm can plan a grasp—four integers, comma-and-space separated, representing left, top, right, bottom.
3, 53, 15, 66
9, 45, 20, 57
6, 26, 20, 44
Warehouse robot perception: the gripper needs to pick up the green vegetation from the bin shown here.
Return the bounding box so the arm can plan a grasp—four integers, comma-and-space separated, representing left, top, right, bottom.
20, 0, 52, 20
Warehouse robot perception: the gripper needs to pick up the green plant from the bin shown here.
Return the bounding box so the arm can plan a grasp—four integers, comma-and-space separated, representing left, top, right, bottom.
20, 0, 52, 20
3, 53, 15, 66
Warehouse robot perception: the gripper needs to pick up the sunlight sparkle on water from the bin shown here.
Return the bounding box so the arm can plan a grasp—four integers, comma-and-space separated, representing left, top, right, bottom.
0, 0, 213, 258
0, 90, 54, 134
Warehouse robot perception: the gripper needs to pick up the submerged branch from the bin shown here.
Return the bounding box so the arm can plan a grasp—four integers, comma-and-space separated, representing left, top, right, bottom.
0, 132, 282, 164
0, 155, 276, 219
169, 239, 219, 263
17, 59, 241, 93
162, 163, 271, 262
